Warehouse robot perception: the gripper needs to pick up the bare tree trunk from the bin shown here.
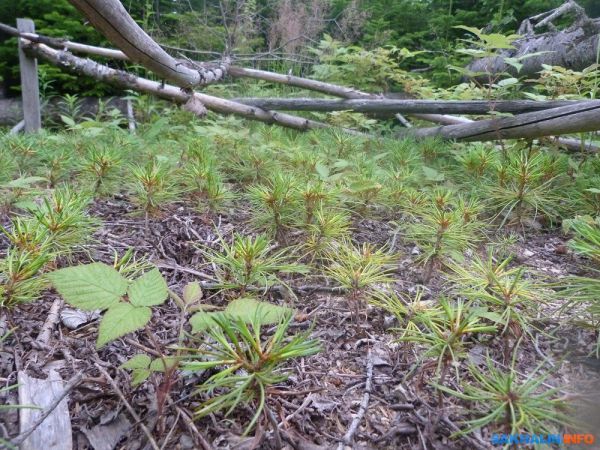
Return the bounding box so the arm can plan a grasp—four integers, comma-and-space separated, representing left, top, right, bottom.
67, 0, 229, 87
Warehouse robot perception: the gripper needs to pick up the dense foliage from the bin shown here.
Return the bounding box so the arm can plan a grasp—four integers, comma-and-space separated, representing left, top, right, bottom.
2, 0, 600, 95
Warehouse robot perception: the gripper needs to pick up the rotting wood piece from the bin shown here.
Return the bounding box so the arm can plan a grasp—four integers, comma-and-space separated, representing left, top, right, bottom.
16, 370, 74, 450
232, 98, 582, 114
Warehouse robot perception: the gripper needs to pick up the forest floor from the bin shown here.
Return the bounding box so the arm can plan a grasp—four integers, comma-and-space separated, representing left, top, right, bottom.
2, 194, 600, 450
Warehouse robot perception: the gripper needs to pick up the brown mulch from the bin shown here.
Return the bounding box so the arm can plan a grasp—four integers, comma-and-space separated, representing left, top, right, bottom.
1, 198, 599, 450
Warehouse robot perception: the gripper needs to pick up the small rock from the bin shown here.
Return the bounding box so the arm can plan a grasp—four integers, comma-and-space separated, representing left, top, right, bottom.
522, 249, 535, 258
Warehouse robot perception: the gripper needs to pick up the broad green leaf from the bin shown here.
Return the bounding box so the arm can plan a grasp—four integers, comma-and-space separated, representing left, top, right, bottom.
453, 25, 482, 38
183, 282, 203, 304
225, 297, 292, 325
48, 263, 128, 311
497, 77, 519, 87
131, 369, 151, 386
3, 176, 46, 189
315, 162, 329, 179
149, 356, 179, 372
190, 311, 220, 333
97, 303, 152, 348
128, 268, 168, 307
120, 354, 151, 370
422, 166, 445, 182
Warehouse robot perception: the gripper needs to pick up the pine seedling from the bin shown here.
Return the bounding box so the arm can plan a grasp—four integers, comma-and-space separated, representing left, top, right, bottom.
247, 173, 300, 242
130, 160, 178, 217
181, 159, 232, 212
31, 186, 97, 254
447, 252, 548, 361
486, 148, 565, 227
303, 208, 351, 263
324, 239, 395, 319
183, 311, 320, 435
298, 180, 336, 226
399, 298, 496, 383
199, 233, 308, 295
370, 289, 437, 339
564, 215, 600, 263
406, 197, 484, 282
433, 352, 572, 440
0, 247, 53, 308
454, 143, 498, 180
41, 147, 73, 188
0, 217, 51, 256
225, 144, 278, 183
81, 146, 122, 195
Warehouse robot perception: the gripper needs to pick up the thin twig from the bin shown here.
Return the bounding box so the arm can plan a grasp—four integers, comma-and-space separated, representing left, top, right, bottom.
175, 405, 214, 450
278, 393, 314, 429
94, 363, 160, 450
36, 298, 63, 346
11, 371, 83, 446
337, 349, 374, 450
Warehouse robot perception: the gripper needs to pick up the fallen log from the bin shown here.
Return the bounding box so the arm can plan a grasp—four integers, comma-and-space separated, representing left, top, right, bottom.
22, 41, 352, 133
232, 98, 581, 114
467, 0, 600, 78
401, 101, 600, 142
67, 0, 229, 87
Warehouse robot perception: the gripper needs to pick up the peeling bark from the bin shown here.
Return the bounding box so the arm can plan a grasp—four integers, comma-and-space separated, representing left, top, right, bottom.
467, 1, 600, 78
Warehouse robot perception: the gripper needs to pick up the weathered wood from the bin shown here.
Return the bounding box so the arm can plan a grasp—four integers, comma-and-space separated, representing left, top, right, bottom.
16, 370, 73, 450
232, 98, 580, 114
0, 22, 128, 60
9, 120, 25, 134
402, 101, 600, 142
17, 19, 41, 133
24, 42, 358, 133
228, 67, 374, 99
467, 1, 600, 78
67, 0, 228, 87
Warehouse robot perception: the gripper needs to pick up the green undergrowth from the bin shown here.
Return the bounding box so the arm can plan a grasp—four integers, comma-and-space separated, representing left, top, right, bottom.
1, 114, 599, 446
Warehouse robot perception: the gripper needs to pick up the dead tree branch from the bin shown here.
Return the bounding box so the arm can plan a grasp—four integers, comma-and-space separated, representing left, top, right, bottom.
401, 101, 600, 142
67, 0, 229, 87
232, 98, 581, 114
23, 41, 355, 133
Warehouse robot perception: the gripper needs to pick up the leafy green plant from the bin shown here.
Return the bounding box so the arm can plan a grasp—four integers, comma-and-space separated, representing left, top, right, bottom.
48, 263, 169, 348
0, 176, 47, 213
324, 240, 395, 319
182, 309, 320, 435
198, 233, 308, 295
